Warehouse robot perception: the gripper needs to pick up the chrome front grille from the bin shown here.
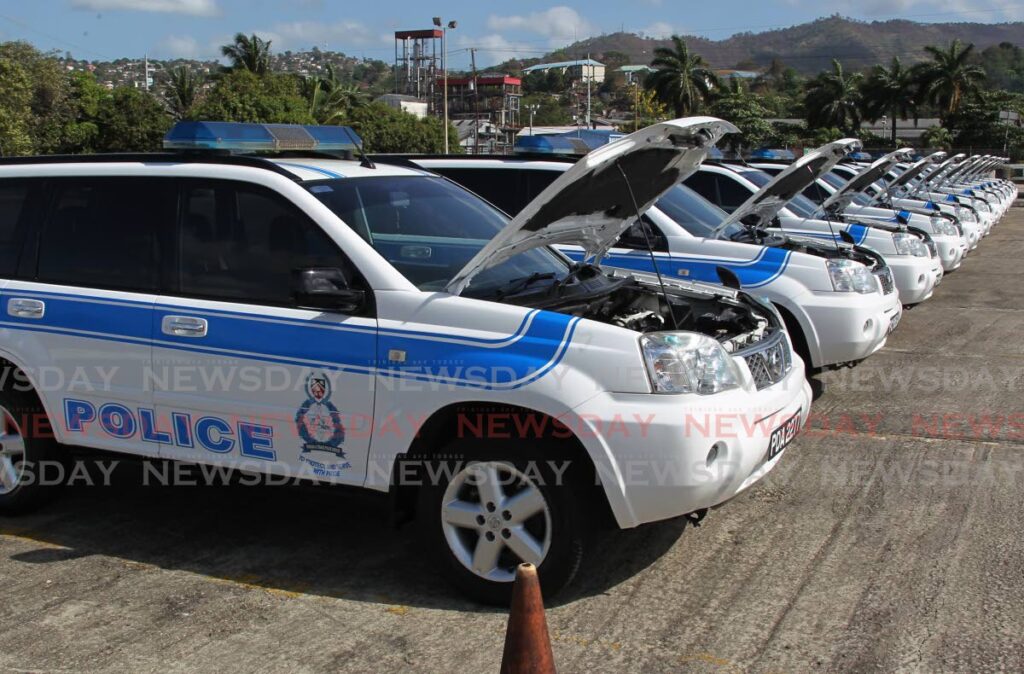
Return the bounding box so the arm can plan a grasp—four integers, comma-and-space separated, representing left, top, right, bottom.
875, 268, 896, 295
738, 332, 792, 390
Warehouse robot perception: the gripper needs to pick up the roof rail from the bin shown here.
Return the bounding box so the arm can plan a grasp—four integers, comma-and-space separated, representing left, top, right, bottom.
369, 153, 579, 165
0, 151, 305, 182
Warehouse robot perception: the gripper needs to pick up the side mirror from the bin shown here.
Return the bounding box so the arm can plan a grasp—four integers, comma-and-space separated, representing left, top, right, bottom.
292, 267, 366, 314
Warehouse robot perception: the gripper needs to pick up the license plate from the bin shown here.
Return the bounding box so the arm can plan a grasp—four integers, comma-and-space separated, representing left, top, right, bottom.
888, 313, 901, 335
766, 408, 802, 461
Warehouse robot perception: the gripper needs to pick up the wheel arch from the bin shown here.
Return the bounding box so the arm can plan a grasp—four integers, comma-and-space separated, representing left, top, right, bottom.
388, 401, 614, 529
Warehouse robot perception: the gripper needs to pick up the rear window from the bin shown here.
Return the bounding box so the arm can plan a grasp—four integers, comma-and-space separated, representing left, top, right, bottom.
0, 181, 33, 276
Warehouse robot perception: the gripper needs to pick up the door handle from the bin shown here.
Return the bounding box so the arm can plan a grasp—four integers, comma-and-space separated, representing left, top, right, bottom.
7, 298, 45, 319
162, 315, 208, 338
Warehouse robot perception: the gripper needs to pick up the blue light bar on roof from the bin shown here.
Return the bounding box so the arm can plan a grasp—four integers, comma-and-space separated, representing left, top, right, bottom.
514, 129, 625, 155
163, 121, 362, 152
749, 148, 795, 161
849, 151, 872, 161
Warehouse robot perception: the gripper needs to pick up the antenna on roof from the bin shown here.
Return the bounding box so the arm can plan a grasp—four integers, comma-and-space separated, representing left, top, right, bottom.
342, 126, 376, 169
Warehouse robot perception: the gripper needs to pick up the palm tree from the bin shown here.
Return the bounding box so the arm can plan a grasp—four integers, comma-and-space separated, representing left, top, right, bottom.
645, 35, 718, 117
221, 33, 272, 75
164, 66, 202, 119
304, 65, 368, 124
861, 57, 916, 146
920, 125, 953, 150
804, 59, 863, 133
913, 40, 986, 124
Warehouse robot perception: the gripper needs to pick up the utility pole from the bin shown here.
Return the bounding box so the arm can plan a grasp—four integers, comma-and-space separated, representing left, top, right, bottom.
585, 53, 592, 129
470, 47, 480, 154
434, 17, 458, 154
634, 82, 639, 132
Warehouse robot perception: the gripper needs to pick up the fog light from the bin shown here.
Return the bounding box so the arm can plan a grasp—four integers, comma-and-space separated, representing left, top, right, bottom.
706, 443, 722, 467
863, 318, 873, 334
918, 274, 926, 285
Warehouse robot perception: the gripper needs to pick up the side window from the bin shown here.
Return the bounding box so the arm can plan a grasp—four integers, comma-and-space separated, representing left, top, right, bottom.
0, 181, 35, 276
178, 181, 349, 306
615, 216, 669, 252
683, 172, 720, 206
715, 175, 754, 212
802, 185, 826, 204
37, 178, 170, 291
434, 168, 521, 215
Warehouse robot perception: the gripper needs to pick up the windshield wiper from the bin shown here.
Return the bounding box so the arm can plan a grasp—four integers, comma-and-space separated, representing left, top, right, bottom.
553, 262, 598, 292
493, 272, 557, 299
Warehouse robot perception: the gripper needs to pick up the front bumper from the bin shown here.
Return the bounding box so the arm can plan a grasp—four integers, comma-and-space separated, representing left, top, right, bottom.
573, 360, 812, 529
933, 234, 964, 271
799, 288, 901, 368
887, 254, 938, 305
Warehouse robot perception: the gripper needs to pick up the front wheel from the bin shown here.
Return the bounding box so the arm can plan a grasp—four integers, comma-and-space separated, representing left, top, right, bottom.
417, 442, 587, 604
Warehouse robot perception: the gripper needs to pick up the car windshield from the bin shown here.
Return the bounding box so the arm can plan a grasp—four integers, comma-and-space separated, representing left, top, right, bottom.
306, 175, 567, 295
655, 185, 743, 239
741, 169, 822, 218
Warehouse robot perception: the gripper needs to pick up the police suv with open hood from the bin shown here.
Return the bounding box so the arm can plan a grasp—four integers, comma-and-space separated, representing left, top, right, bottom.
686, 142, 942, 305
0, 119, 810, 603
411, 154, 901, 372
751, 148, 970, 272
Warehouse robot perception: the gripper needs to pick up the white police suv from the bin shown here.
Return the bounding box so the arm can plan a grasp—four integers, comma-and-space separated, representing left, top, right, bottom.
0, 119, 810, 602
412, 157, 901, 371
687, 145, 943, 305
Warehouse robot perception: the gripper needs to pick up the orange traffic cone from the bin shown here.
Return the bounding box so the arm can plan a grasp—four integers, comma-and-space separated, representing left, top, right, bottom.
499, 563, 557, 674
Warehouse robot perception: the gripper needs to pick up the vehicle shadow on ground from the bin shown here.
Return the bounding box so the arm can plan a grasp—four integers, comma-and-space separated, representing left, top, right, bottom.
0, 457, 690, 611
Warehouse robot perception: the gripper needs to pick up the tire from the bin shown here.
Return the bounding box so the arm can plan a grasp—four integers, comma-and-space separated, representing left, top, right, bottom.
416, 438, 588, 605
0, 381, 65, 515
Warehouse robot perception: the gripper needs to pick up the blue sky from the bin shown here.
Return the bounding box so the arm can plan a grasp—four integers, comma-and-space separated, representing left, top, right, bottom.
1, 0, 1022, 68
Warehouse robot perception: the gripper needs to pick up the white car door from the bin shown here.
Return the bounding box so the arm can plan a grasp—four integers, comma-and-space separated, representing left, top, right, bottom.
0, 177, 165, 458
151, 179, 377, 486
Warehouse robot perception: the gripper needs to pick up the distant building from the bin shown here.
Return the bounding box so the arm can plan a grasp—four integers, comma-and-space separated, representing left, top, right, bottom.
715, 69, 761, 81
523, 59, 605, 83
376, 93, 429, 119
618, 65, 652, 85
439, 74, 523, 152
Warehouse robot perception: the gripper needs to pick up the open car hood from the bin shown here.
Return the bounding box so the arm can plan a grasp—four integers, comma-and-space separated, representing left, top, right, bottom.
710, 138, 860, 236
820, 148, 914, 212
872, 151, 945, 203
446, 117, 737, 295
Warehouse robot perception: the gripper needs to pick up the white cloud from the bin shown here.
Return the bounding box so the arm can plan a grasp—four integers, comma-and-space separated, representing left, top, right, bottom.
455, 33, 540, 66
156, 34, 202, 58
70, 0, 219, 16
641, 22, 676, 39
487, 6, 596, 45
793, 0, 1024, 21
255, 20, 381, 50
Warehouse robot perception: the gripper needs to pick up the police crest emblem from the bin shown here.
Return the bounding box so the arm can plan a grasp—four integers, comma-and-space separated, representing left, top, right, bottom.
295, 372, 346, 457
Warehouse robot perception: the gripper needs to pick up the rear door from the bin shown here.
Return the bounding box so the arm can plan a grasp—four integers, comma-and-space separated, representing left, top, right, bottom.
1, 177, 168, 456
151, 179, 377, 485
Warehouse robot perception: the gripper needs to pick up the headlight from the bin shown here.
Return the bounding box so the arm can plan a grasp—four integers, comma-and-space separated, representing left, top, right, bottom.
640, 332, 743, 394
929, 216, 958, 237
955, 206, 977, 223
892, 231, 929, 257
976, 201, 991, 213
827, 258, 877, 294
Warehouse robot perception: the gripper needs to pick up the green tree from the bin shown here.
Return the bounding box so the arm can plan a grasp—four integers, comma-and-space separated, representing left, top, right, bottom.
913, 40, 986, 124
709, 82, 773, 153
221, 33, 272, 75
0, 56, 34, 156
95, 87, 172, 152
978, 42, 1024, 93
804, 59, 863, 133
861, 57, 917, 146
0, 41, 73, 154
645, 35, 717, 117
165, 66, 203, 119
346, 102, 456, 153
304, 66, 369, 124
188, 70, 313, 124
57, 71, 108, 153
920, 125, 953, 150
